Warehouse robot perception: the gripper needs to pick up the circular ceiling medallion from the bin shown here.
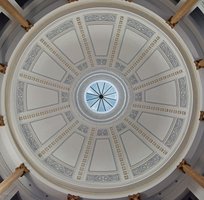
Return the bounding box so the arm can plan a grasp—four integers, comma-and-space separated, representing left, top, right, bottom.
74, 70, 129, 123
4, 0, 200, 198
84, 80, 118, 113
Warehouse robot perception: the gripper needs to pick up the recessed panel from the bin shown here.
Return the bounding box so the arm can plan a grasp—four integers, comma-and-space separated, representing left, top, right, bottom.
119, 29, 146, 64
121, 130, 153, 166
90, 139, 116, 172
88, 25, 113, 56
137, 50, 170, 80
145, 81, 177, 105
31, 115, 66, 143
26, 85, 58, 110
138, 113, 174, 141
53, 133, 84, 167
32, 52, 66, 81
54, 30, 84, 64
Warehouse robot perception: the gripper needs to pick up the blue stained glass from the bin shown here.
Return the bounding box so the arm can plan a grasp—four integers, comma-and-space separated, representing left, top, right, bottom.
85, 81, 118, 113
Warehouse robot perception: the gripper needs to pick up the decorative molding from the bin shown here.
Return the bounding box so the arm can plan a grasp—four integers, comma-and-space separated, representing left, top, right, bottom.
39, 38, 79, 76
110, 127, 129, 180
97, 129, 108, 136
77, 62, 88, 71
64, 74, 74, 85
135, 93, 142, 102
77, 128, 96, 180
132, 154, 162, 176
85, 14, 116, 23
133, 68, 184, 92
18, 104, 70, 122
44, 157, 73, 178
159, 41, 179, 68
47, 21, 74, 40
109, 16, 125, 67
78, 124, 89, 134
20, 124, 39, 151
16, 81, 25, 113
129, 110, 138, 120
76, 17, 95, 68
165, 118, 184, 148
124, 118, 168, 155
37, 121, 79, 158
127, 18, 155, 38
178, 77, 187, 108
96, 58, 107, 65
19, 71, 70, 91
22, 45, 41, 71
115, 62, 126, 71
65, 111, 74, 122
61, 92, 69, 103
124, 36, 160, 76
128, 74, 138, 85
133, 103, 186, 118
116, 123, 127, 132
86, 174, 120, 182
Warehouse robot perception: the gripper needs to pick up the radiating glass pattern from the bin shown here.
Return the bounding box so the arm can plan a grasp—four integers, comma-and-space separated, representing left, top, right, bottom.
85, 81, 118, 113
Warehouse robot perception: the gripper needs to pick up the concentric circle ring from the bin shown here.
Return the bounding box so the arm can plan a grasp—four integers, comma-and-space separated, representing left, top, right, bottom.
74, 70, 129, 123
84, 80, 119, 113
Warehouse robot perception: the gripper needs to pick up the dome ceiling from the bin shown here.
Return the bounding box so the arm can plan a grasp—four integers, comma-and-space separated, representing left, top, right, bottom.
3, 0, 200, 198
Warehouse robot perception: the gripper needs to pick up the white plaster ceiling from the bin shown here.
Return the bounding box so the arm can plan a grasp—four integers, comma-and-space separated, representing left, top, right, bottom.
3, 0, 201, 198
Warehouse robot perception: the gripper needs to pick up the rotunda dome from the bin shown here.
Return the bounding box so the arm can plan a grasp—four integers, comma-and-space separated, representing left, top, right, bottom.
3, 0, 201, 199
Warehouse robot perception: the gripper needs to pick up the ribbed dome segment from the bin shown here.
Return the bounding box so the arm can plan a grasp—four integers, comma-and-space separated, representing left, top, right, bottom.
4, 0, 200, 198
